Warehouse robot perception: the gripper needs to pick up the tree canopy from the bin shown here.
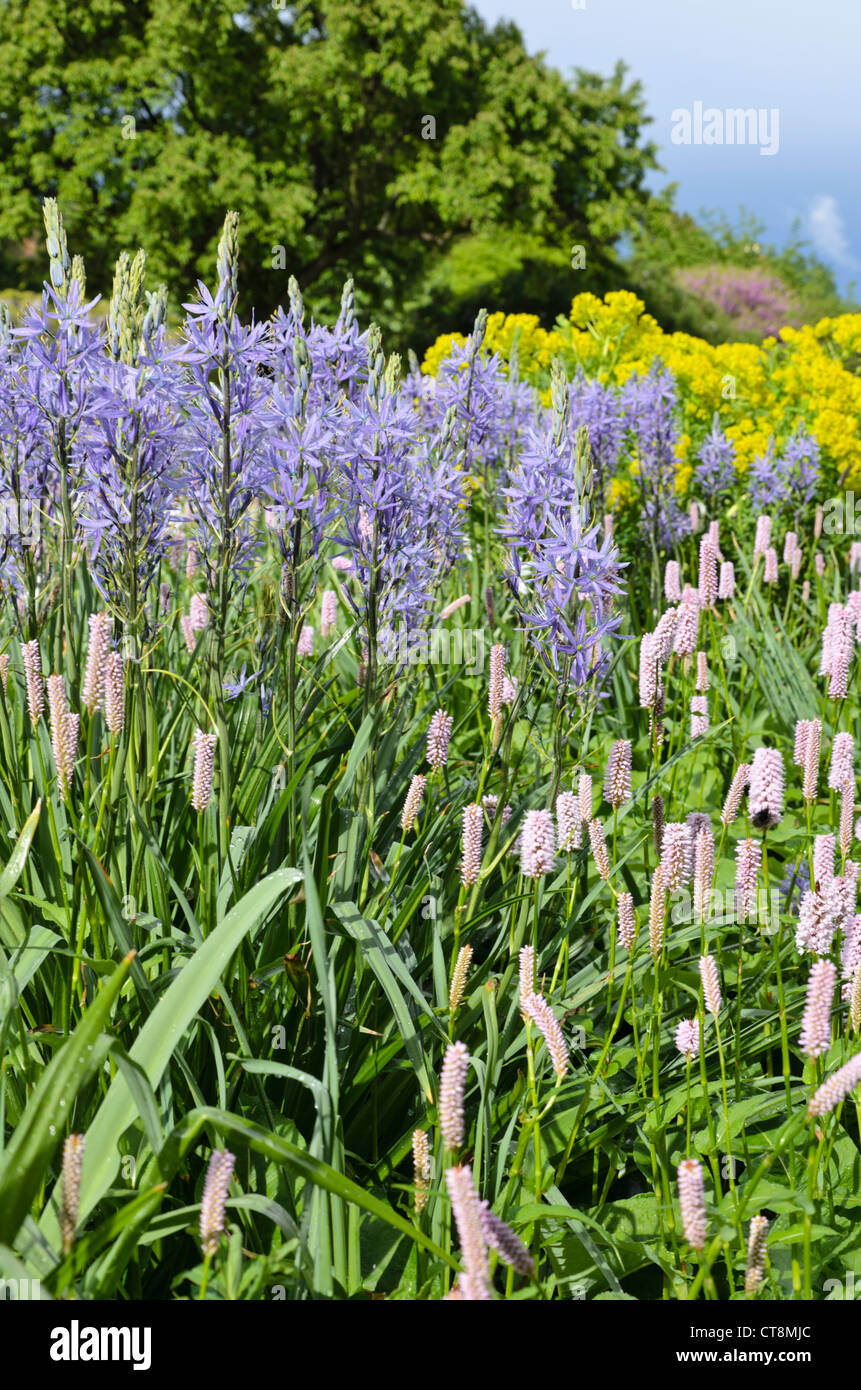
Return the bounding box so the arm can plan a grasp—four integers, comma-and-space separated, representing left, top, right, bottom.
0, 0, 664, 340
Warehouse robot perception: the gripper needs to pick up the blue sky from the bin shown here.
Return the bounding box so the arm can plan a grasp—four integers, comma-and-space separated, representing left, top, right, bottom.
471, 0, 861, 292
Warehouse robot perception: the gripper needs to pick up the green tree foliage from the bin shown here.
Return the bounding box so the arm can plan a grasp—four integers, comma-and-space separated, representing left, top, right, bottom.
0, 0, 663, 340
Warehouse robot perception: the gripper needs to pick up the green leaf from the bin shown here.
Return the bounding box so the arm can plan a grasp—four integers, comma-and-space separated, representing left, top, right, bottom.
771, 1223, 835, 1244
333, 902, 440, 1101
39, 868, 301, 1244
0, 949, 134, 1246
337, 711, 380, 799
168, 1106, 459, 1272
76, 841, 157, 1009
54, 1184, 168, 1298
0, 801, 41, 902
0, 1244, 53, 1299
234, 1057, 335, 1151
0, 801, 41, 949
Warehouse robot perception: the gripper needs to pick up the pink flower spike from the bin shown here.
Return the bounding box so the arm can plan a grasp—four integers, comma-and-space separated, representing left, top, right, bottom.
699, 954, 722, 1016
664, 560, 681, 602
521, 810, 556, 879
720, 763, 750, 827
748, 747, 784, 830
320, 589, 338, 636
744, 1216, 769, 1296
459, 802, 483, 887
753, 514, 772, 559
518, 944, 535, 1015
200, 1149, 236, 1258
438, 1042, 470, 1151
190, 728, 217, 812
828, 732, 854, 792
487, 643, 506, 721
718, 561, 735, 600
556, 792, 580, 852
735, 838, 762, 921
400, 773, 426, 832
588, 818, 610, 882
802, 719, 822, 802
675, 1018, 700, 1059
425, 708, 453, 769
522, 992, 568, 1078
81, 611, 111, 714
673, 588, 700, 656
603, 739, 632, 808
807, 1051, 861, 1117
691, 695, 709, 738
445, 1165, 492, 1299
677, 1159, 707, 1250
695, 651, 709, 692
617, 892, 636, 951
21, 639, 44, 724
698, 537, 717, 607
661, 822, 693, 892
799, 959, 836, 1060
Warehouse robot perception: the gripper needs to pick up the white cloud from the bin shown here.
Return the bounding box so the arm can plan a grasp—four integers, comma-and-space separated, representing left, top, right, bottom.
808, 194, 858, 267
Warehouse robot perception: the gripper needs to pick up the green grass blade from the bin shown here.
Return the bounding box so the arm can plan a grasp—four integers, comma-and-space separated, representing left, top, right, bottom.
0, 949, 135, 1246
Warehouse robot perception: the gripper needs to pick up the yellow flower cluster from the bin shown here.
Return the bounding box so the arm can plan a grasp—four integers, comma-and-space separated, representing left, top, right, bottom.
421, 312, 564, 380
421, 292, 861, 489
